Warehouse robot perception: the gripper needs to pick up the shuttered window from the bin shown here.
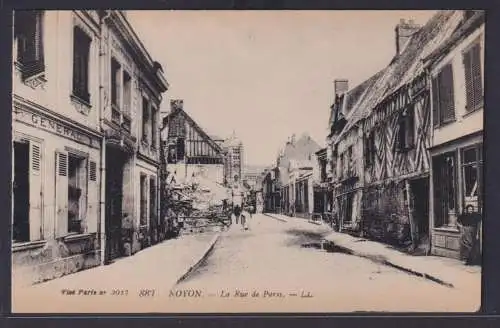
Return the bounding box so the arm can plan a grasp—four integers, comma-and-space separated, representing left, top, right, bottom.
431, 63, 456, 127
89, 160, 97, 181
15, 10, 45, 80
72, 26, 92, 103
463, 42, 483, 112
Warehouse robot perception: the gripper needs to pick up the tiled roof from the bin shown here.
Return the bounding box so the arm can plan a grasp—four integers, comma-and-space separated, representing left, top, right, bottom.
334, 10, 463, 144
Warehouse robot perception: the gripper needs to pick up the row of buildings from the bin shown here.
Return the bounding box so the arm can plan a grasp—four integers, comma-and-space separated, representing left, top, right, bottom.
12, 10, 169, 285
11, 10, 247, 286
263, 10, 484, 260
261, 133, 324, 218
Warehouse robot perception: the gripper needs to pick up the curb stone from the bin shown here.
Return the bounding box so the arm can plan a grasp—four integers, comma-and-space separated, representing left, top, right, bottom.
328, 240, 455, 288
307, 220, 323, 226
263, 213, 288, 222
175, 233, 221, 285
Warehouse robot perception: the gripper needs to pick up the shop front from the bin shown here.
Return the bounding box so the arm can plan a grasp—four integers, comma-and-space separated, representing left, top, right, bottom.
429, 132, 483, 259
12, 101, 102, 285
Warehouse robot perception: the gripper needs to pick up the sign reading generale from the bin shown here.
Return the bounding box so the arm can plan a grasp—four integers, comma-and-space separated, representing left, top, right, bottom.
15, 106, 99, 148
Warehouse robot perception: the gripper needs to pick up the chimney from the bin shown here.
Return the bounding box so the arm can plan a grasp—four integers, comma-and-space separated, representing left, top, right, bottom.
291, 134, 296, 145
395, 18, 421, 55
334, 79, 349, 96
170, 99, 184, 112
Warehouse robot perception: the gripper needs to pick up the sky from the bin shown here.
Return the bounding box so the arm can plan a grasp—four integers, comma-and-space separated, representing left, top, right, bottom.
126, 10, 437, 167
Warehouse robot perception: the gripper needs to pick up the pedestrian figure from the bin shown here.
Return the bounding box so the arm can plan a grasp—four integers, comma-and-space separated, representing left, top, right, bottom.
231, 174, 244, 226
457, 205, 482, 265
241, 206, 252, 230
233, 204, 242, 225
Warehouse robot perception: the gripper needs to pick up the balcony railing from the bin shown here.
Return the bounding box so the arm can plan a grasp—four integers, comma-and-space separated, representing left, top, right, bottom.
111, 104, 120, 125
122, 114, 131, 132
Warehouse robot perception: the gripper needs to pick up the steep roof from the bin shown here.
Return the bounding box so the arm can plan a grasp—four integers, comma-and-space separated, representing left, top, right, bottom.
290, 159, 315, 170
334, 10, 463, 144
162, 108, 223, 153
328, 69, 385, 128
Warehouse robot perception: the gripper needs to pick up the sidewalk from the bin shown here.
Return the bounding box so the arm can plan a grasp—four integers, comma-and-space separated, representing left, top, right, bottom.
14, 231, 220, 296
264, 212, 481, 291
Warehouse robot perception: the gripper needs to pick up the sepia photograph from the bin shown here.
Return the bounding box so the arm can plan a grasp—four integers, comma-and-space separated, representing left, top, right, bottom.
11, 9, 483, 313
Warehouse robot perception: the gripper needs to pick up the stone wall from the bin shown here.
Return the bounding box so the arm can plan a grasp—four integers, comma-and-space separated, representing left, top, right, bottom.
361, 180, 411, 245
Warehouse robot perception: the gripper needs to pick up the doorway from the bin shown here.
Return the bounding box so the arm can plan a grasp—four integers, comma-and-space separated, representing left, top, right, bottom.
411, 177, 430, 252
105, 147, 126, 263
13, 141, 30, 243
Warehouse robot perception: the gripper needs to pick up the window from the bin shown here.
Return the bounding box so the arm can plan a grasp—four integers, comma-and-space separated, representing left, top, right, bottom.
151, 107, 157, 149
463, 41, 483, 112
122, 70, 131, 115
67, 154, 87, 234
13, 141, 30, 242
72, 26, 92, 103
347, 146, 353, 176
149, 177, 156, 226
462, 144, 483, 213
339, 153, 344, 179
142, 97, 149, 143
111, 58, 120, 107
432, 64, 456, 127
14, 10, 45, 80
176, 138, 185, 161
168, 145, 177, 164
140, 174, 148, 226
365, 131, 376, 166
343, 194, 353, 224
433, 152, 457, 227
397, 106, 415, 151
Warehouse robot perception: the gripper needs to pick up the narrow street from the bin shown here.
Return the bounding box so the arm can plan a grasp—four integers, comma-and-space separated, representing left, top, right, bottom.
175, 214, 479, 312
14, 214, 478, 313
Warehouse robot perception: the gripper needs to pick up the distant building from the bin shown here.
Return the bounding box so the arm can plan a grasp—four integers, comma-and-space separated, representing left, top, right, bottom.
262, 133, 321, 215
223, 131, 244, 186
242, 165, 267, 190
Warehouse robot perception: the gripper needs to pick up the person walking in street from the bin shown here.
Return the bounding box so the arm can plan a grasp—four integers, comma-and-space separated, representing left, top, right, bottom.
240, 206, 252, 230
457, 204, 482, 265
231, 174, 244, 226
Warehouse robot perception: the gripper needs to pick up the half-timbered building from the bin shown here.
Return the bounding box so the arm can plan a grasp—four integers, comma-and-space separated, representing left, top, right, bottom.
161, 99, 225, 190
423, 11, 484, 259
329, 11, 465, 251
328, 73, 384, 233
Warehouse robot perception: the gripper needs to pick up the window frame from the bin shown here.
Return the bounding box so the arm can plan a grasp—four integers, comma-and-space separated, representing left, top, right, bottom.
142, 96, 150, 144
462, 39, 483, 113
66, 150, 88, 235
72, 25, 92, 104
431, 62, 456, 128
461, 143, 483, 214
14, 10, 45, 80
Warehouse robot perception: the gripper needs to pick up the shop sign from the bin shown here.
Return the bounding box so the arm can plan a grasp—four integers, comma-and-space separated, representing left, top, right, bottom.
14, 107, 99, 148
